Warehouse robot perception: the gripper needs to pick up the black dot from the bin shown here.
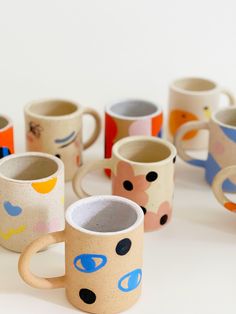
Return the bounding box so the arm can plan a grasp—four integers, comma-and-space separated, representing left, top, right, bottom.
116, 238, 132, 256
140, 206, 147, 215
182, 114, 186, 118
79, 289, 96, 304
123, 180, 133, 191
146, 171, 158, 182
173, 156, 176, 163
55, 154, 61, 159
160, 215, 168, 225
204, 106, 209, 110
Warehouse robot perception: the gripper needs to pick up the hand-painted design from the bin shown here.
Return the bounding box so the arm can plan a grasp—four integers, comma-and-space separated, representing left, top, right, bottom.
169, 109, 199, 139
118, 269, 142, 292
212, 141, 225, 155
55, 131, 78, 148
152, 113, 163, 137
144, 201, 172, 231
79, 288, 96, 304
76, 155, 80, 166
203, 106, 212, 119
140, 206, 147, 215
105, 113, 117, 160
33, 218, 61, 233
116, 238, 132, 256
29, 121, 43, 138
60, 196, 64, 204
187, 159, 206, 168
205, 154, 236, 192
55, 154, 61, 159
129, 119, 151, 136
31, 177, 57, 194
0, 147, 11, 158
220, 126, 236, 143
112, 161, 150, 207
74, 254, 107, 273
0, 225, 26, 240
173, 156, 177, 163
3, 201, 22, 216
146, 171, 158, 182
224, 202, 236, 212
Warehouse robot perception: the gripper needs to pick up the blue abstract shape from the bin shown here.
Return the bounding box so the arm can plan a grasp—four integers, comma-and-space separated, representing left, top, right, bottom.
118, 269, 142, 292
3, 201, 23, 216
0, 147, 11, 158
205, 154, 236, 192
157, 129, 162, 138
220, 126, 236, 143
187, 159, 206, 168
73, 254, 107, 273
55, 131, 76, 144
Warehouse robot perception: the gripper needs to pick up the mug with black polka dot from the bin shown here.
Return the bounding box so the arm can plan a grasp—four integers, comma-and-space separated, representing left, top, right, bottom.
73, 136, 176, 232
18, 195, 144, 314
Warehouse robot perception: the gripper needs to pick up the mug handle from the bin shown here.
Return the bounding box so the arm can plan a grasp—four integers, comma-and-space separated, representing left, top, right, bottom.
174, 121, 209, 168
212, 166, 236, 212
221, 88, 236, 105
73, 159, 113, 198
82, 107, 101, 149
18, 231, 65, 289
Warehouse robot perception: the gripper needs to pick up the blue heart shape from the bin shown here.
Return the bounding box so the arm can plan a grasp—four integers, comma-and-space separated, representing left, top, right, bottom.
3, 201, 23, 216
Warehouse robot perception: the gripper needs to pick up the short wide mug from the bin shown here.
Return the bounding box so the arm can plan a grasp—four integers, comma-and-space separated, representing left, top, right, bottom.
24, 99, 101, 181
0, 152, 64, 252
175, 107, 236, 192
73, 136, 176, 232
19, 195, 144, 314
168, 77, 235, 150
105, 99, 163, 176
0, 114, 14, 158
212, 166, 236, 212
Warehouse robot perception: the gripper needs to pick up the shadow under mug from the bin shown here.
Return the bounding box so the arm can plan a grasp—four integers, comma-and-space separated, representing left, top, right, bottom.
73, 136, 176, 232
18, 195, 144, 314
212, 166, 236, 212
175, 107, 236, 192
24, 99, 101, 181
0, 115, 14, 158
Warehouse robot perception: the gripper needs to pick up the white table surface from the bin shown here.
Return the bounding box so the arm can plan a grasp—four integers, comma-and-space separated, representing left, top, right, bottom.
1, 1, 236, 313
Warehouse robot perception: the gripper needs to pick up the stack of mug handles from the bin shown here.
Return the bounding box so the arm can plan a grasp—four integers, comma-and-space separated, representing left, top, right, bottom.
0, 77, 235, 314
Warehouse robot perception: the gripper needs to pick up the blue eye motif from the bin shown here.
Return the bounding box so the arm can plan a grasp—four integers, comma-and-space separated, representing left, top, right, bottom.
118, 269, 142, 292
73, 254, 107, 273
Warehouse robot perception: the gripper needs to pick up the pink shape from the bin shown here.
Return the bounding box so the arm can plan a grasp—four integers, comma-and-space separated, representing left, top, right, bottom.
129, 118, 151, 136
144, 201, 172, 232
212, 141, 225, 155
33, 218, 60, 233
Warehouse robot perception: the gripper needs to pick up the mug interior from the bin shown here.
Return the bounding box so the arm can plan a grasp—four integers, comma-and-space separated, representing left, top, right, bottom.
0, 155, 59, 181
67, 196, 140, 233
108, 100, 159, 118
28, 100, 78, 117
0, 116, 9, 130
173, 78, 216, 92
214, 108, 236, 128
116, 138, 172, 163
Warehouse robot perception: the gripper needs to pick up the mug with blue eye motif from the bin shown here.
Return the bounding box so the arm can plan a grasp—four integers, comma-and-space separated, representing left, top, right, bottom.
18, 195, 144, 314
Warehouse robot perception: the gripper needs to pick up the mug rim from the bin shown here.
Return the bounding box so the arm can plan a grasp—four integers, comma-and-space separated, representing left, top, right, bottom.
112, 135, 176, 166
212, 107, 236, 130
0, 152, 64, 183
65, 195, 144, 236
105, 98, 162, 120
0, 114, 13, 132
170, 77, 219, 95
24, 99, 83, 120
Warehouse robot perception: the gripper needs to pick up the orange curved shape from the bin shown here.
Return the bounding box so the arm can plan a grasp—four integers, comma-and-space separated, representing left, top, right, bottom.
32, 177, 57, 194
224, 202, 236, 212
152, 113, 163, 136
169, 109, 199, 140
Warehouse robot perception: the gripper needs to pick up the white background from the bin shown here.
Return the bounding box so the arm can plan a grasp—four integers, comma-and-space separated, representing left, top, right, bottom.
0, 1, 236, 313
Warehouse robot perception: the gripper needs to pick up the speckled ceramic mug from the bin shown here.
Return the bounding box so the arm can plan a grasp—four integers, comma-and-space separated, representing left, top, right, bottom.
0, 152, 64, 252
73, 136, 176, 232
24, 99, 101, 181
19, 195, 144, 314
175, 107, 236, 192
168, 77, 235, 150
0, 114, 14, 158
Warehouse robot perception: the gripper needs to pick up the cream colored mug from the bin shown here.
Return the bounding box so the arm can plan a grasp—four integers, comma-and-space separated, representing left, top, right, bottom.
24, 99, 101, 181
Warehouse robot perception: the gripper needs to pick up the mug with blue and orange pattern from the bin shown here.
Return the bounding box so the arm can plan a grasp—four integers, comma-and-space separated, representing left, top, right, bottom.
18, 195, 144, 314
0, 114, 14, 158
175, 107, 236, 192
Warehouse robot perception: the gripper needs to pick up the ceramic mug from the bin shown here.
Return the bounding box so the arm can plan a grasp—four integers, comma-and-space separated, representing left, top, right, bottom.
0, 152, 64, 252
24, 99, 101, 181
19, 195, 144, 314
105, 99, 163, 176
212, 166, 236, 212
175, 107, 236, 192
73, 136, 176, 232
0, 114, 14, 158
168, 77, 235, 150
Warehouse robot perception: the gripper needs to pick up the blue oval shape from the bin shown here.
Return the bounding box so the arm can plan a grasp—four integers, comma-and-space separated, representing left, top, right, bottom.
73, 254, 107, 273
118, 269, 142, 292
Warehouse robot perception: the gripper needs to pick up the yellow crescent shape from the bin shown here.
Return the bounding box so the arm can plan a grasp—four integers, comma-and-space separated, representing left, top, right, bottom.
31, 177, 57, 194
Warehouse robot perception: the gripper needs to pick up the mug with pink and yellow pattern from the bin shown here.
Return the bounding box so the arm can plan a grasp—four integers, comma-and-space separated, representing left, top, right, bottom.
73, 136, 176, 232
